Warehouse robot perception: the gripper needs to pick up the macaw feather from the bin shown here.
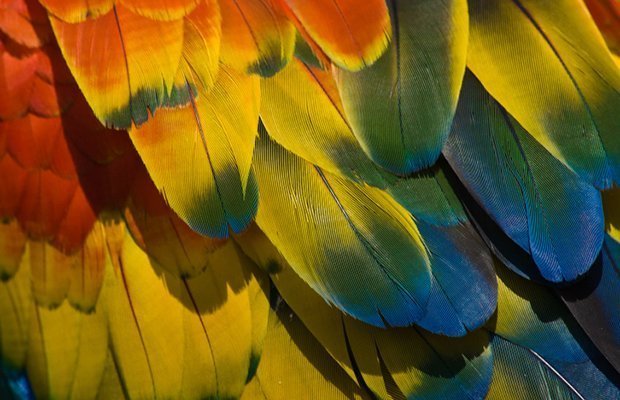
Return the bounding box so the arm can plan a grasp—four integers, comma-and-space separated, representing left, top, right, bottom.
445, 73, 604, 283
253, 131, 431, 328
467, 0, 620, 189
334, 0, 468, 175
281, 0, 391, 71
219, 0, 295, 77
129, 65, 259, 238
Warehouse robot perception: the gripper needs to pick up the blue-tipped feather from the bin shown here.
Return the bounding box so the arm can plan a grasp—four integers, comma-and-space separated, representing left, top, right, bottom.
386, 163, 497, 336
444, 72, 604, 283
490, 260, 620, 399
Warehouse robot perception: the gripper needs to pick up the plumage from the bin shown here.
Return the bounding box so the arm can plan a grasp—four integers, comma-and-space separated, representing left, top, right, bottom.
491, 260, 620, 400
260, 249, 493, 400
260, 59, 388, 188
1, 0, 620, 398
219, 0, 295, 77
129, 65, 260, 238
242, 299, 368, 400
281, 0, 391, 71
253, 132, 431, 327
334, 0, 468, 175
38, 0, 114, 23
50, 5, 185, 128
467, 0, 620, 189
560, 234, 620, 373
445, 73, 604, 283
387, 164, 497, 336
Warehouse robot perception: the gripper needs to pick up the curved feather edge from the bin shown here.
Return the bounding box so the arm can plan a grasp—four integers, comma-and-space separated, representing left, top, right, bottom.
235, 227, 493, 400
467, 0, 620, 189
386, 163, 497, 336
241, 295, 369, 400
489, 259, 620, 399
444, 72, 604, 283
559, 234, 620, 373
334, 0, 468, 175
252, 129, 431, 327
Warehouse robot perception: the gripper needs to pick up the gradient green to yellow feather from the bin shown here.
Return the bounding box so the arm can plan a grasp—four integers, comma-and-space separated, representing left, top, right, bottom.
252, 131, 431, 327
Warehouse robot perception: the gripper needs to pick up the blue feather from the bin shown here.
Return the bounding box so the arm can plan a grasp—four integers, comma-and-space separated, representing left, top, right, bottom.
386, 163, 497, 336
444, 72, 604, 282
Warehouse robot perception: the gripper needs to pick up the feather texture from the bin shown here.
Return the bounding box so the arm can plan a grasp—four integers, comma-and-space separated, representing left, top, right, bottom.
560, 234, 620, 373
281, 0, 391, 71
129, 66, 259, 238
334, 0, 468, 175
445, 73, 604, 282
387, 164, 497, 336
50, 5, 186, 128
490, 260, 620, 400
467, 0, 620, 189
253, 131, 431, 327
242, 298, 368, 400
260, 59, 387, 188
219, 0, 295, 77
261, 252, 493, 400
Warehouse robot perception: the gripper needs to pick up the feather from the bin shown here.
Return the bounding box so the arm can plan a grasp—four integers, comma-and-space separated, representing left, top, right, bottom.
490, 260, 620, 400
219, 0, 295, 77
246, 268, 270, 383
180, 0, 221, 93
467, 0, 620, 189
0, 250, 31, 373
242, 298, 368, 400
129, 65, 259, 238
0, 42, 40, 119
260, 59, 388, 188
102, 223, 264, 399
444, 72, 604, 283
281, 0, 391, 71
263, 255, 493, 400
487, 336, 583, 400
38, 0, 113, 23
117, 0, 200, 21
0, 156, 27, 219
584, 0, 620, 54
65, 222, 106, 312
334, 0, 468, 175
253, 132, 431, 327
25, 300, 108, 399
560, 234, 620, 373
387, 164, 497, 336
0, 367, 33, 400
50, 5, 185, 128
28, 241, 72, 308
0, 0, 52, 48
95, 351, 126, 400
0, 220, 26, 279
124, 167, 225, 278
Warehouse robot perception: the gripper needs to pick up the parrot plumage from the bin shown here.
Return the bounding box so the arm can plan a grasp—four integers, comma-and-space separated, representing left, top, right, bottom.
0, 0, 620, 399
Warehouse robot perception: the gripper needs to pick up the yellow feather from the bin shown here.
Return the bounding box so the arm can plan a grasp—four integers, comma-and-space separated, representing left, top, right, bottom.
0, 246, 32, 371
26, 301, 108, 399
